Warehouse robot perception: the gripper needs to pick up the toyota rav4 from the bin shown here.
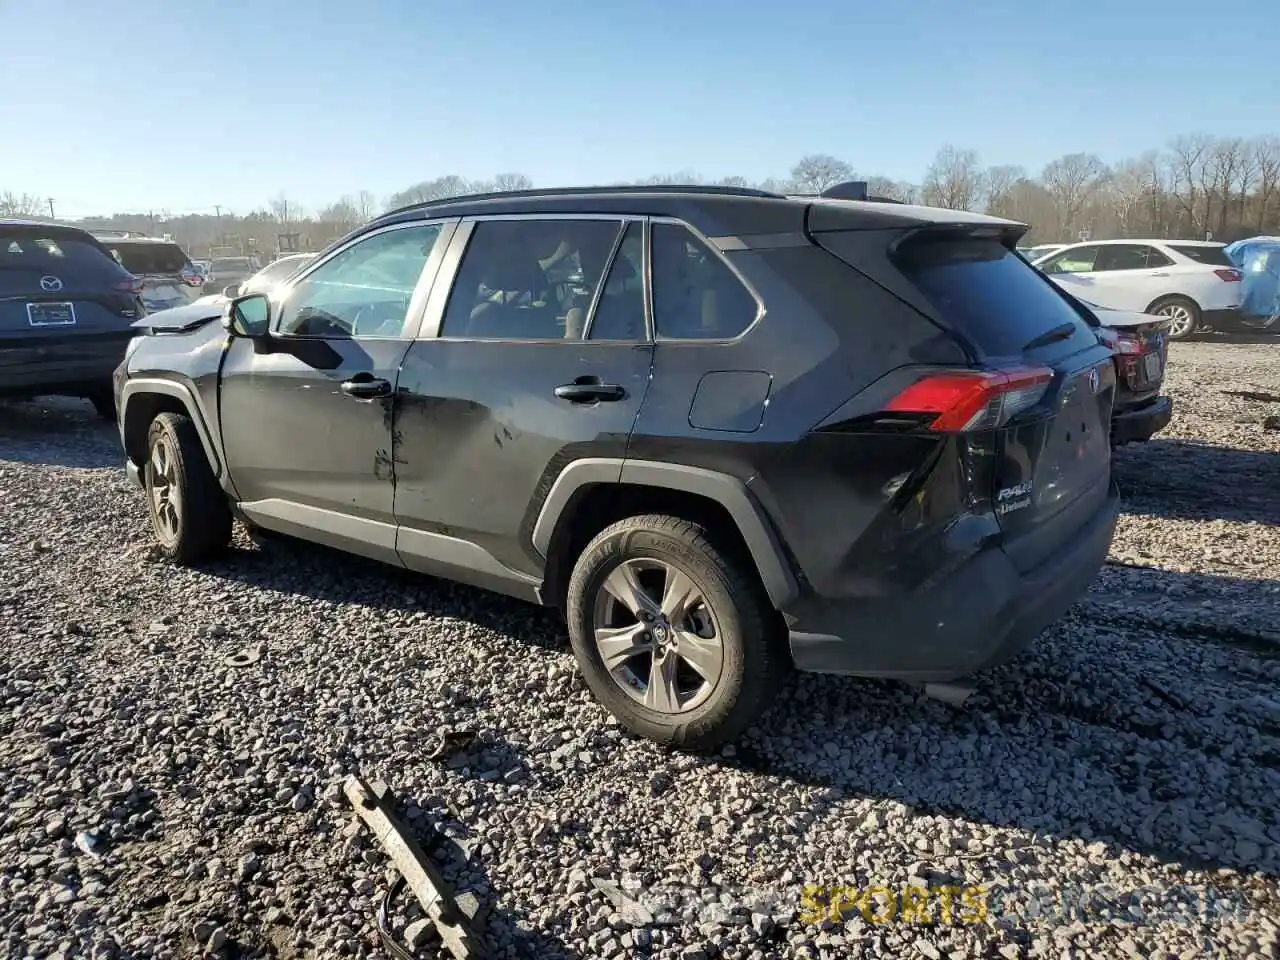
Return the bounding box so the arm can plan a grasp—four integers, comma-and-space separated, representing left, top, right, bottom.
114, 183, 1120, 749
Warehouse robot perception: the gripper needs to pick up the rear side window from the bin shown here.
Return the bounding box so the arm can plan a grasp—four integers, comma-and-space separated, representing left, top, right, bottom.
1095, 244, 1170, 271
895, 238, 1093, 357
651, 223, 759, 340
1, 231, 120, 273
109, 242, 191, 275
1168, 244, 1233, 266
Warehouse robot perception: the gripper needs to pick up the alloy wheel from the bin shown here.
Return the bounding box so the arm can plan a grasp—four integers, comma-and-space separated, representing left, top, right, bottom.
147, 437, 182, 543
591, 558, 724, 714
1157, 303, 1194, 338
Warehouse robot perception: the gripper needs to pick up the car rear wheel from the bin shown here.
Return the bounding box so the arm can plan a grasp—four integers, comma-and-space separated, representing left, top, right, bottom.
144, 412, 232, 564
1149, 295, 1200, 340
565, 514, 784, 750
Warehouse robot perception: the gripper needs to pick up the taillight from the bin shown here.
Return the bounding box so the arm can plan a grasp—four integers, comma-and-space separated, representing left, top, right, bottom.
114, 275, 143, 294
1096, 327, 1141, 355
884, 365, 1054, 432
1214, 268, 1242, 282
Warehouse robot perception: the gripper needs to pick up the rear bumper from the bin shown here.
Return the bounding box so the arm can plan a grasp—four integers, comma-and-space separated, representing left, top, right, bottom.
787, 482, 1120, 681
1112, 394, 1173, 444
0, 334, 131, 396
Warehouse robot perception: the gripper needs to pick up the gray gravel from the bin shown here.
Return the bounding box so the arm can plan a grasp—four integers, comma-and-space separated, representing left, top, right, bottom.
1, 338, 1278, 960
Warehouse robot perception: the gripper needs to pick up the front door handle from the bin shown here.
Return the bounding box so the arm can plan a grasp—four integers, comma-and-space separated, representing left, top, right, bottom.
340, 376, 392, 399
555, 376, 626, 403
1149, 271, 1169, 277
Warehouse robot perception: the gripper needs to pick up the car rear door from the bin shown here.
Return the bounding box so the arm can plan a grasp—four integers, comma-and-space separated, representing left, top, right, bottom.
392, 215, 654, 593
218, 220, 456, 564
0, 226, 139, 386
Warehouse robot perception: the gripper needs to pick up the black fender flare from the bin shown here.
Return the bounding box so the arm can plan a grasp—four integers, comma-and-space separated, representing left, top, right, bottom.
119, 378, 224, 479
531, 457, 800, 609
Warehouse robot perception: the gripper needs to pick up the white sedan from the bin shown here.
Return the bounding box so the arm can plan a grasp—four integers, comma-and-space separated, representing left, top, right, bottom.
1033, 239, 1243, 340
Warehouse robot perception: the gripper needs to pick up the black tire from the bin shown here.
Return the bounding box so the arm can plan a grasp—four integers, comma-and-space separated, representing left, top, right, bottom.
1147, 295, 1200, 340
87, 389, 116, 422
144, 412, 232, 564
565, 514, 785, 750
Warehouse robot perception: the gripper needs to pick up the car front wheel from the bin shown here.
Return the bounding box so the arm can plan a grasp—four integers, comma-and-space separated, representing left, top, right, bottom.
565, 514, 785, 750
144, 412, 232, 564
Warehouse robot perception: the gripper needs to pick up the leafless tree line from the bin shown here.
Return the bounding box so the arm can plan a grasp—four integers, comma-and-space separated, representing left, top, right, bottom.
4, 133, 1278, 258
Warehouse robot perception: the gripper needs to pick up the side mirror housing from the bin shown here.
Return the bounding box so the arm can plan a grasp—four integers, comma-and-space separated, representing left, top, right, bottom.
222, 282, 242, 298
224, 293, 271, 338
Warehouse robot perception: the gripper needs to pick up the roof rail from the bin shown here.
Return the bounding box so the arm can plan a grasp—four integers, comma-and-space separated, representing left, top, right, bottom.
387, 183, 785, 216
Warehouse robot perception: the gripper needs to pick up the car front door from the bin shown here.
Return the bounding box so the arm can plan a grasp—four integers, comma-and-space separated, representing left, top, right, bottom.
218, 219, 456, 563
1040, 244, 1107, 304
392, 216, 653, 594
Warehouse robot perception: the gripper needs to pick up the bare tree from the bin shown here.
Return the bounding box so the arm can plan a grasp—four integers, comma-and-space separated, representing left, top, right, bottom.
386, 175, 472, 210
865, 176, 918, 203
921, 146, 985, 211
1041, 153, 1107, 238
491, 173, 534, 193
1247, 136, 1280, 233
0, 191, 47, 217
355, 190, 377, 221
984, 165, 1027, 218
1166, 134, 1214, 236
789, 155, 854, 194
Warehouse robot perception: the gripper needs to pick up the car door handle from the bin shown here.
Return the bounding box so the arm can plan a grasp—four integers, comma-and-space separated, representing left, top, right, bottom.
340, 376, 392, 399
555, 378, 626, 403
1149, 271, 1169, 277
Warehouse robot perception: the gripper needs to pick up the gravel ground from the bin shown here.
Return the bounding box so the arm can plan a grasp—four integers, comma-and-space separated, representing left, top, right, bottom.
1, 338, 1278, 960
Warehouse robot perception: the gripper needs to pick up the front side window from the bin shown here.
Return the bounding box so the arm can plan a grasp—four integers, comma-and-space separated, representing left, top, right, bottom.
440, 218, 624, 340
275, 223, 443, 338
1043, 245, 1099, 274
651, 223, 758, 340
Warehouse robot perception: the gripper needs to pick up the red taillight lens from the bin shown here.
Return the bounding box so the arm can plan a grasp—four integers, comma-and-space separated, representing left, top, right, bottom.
885, 365, 1054, 432
114, 275, 144, 294
1097, 327, 1141, 355
1214, 268, 1242, 282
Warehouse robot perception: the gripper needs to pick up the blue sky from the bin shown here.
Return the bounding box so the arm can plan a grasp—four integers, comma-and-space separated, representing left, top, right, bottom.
0, 0, 1272, 219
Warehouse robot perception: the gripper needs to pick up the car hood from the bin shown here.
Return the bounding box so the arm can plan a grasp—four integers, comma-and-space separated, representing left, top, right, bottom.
132, 300, 225, 332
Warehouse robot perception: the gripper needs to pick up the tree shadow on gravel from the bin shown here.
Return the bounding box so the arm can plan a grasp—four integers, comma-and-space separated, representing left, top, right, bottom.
718, 561, 1280, 887
1113, 439, 1280, 525
0, 398, 122, 469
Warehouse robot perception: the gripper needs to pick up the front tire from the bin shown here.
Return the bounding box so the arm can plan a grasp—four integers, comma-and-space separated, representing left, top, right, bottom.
144, 412, 232, 564
1149, 295, 1200, 340
565, 514, 785, 750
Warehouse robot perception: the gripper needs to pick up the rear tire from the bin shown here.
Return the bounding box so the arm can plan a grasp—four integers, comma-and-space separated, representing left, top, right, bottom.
1148, 295, 1200, 340
565, 514, 785, 751
144, 412, 232, 564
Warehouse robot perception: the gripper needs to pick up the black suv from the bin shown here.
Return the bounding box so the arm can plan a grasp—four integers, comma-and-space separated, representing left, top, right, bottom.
2, 219, 144, 417
113, 184, 1120, 749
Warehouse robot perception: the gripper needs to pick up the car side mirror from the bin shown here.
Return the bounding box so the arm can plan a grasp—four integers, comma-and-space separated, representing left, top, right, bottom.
225, 293, 271, 338
222, 282, 242, 298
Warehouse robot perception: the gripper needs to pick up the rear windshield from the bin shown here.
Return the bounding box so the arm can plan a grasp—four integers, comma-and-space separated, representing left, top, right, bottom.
1, 230, 120, 273
212, 257, 254, 273
1168, 244, 1233, 266
895, 238, 1095, 356
107, 241, 191, 276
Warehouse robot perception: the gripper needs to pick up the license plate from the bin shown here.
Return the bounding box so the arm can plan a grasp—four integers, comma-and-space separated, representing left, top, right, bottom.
1143, 353, 1162, 379
26, 302, 76, 327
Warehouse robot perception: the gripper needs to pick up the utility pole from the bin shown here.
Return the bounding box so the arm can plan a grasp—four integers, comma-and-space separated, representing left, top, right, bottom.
47, 197, 55, 219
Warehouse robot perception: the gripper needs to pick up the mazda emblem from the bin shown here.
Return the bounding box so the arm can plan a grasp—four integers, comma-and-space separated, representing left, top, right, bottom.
39, 275, 63, 292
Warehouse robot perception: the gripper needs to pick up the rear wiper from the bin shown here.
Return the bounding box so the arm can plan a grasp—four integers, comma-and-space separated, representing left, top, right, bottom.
1021, 322, 1076, 351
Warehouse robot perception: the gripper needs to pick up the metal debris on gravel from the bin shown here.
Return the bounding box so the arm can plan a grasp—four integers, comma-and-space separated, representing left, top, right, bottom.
0, 339, 1277, 959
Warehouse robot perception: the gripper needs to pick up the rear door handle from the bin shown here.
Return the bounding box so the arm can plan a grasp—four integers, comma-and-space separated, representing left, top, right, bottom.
555, 378, 626, 403
1149, 271, 1169, 277
340, 376, 392, 399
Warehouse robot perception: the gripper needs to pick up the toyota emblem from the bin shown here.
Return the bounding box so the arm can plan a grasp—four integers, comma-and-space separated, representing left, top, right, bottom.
1087, 366, 1100, 394
39, 275, 63, 292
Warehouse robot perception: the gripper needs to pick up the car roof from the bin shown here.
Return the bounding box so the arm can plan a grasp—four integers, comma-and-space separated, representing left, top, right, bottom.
368, 184, 1025, 238
1059, 238, 1224, 248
